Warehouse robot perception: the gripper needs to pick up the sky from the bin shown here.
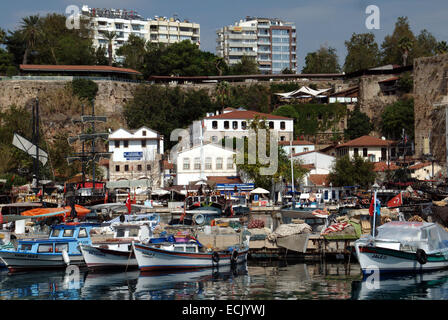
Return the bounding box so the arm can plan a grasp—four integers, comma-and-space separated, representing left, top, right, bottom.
1, 0, 447, 71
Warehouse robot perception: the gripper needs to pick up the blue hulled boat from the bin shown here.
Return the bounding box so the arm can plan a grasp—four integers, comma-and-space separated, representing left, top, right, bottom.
0, 222, 100, 272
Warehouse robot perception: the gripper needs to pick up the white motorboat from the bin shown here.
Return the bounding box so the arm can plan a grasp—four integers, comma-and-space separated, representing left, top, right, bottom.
354, 221, 448, 274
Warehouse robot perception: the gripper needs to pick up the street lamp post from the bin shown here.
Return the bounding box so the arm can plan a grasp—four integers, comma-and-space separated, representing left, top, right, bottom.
372, 182, 380, 237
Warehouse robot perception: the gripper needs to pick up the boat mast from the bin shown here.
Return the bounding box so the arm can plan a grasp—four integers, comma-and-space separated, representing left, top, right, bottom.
290, 139, 295, 206
32, 98, 41, 201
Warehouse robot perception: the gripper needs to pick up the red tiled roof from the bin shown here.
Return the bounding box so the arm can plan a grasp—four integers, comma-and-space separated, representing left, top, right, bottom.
206, 176, 242, 184
300, 164, 315, 170
308, 174, 329, 186
373, 162, 400, 172
162, 160, 174, 170
409, 162, 431, 170
378, 76, 399, 83
20, 64, 142, 75
336, 135, 395, 148
204, 110, 292, 120
279, 140, 314, 146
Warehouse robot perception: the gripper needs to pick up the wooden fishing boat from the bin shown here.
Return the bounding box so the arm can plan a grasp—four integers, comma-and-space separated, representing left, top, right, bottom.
354, 221, 448, 274
0, 222, 99, 272
80, 215, 159, 270
132, 241, 249, 272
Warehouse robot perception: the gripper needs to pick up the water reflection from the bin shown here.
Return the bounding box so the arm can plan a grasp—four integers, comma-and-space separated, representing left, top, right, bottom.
8, 261, 448, 300
351, 270, 448, 300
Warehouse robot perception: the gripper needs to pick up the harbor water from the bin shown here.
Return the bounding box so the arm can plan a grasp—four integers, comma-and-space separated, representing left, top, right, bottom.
1, 260, 448, 300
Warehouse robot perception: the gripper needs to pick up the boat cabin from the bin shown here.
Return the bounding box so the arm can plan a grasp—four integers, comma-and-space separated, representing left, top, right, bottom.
111, 221, 157, 241
374, 222, 448, 254
17, 223, 100, 254
161, 243, 200, 253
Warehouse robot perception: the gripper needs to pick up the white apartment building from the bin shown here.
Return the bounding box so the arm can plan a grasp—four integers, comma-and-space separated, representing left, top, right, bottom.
279, 140, 315, 156
192, 110, 294, 145
108, 127, 164, 187
81, 5, 200, 62
216, 16, 297, 74
174, 144, 237, 186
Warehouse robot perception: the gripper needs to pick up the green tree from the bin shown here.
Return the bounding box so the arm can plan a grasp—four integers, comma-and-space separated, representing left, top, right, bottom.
436, 41, 448, 55
344, 105, 373, 140
100, 31, 117, 66
95, 45, 109, 65
0, 28, 6, 44
413, 29, 438, 58
398, 36, 414, 66
19, 15, 42, 64
381, 17, 416, 65
215, 81, 231, 110
302, 46, 340, 73
381, 99, 414, 141
116, 33, 146, 71
343, 33, 381, 73
328, 155, 376, 189
70, 79, 98, 102
230, 55, 259, 75
397, 71, 413, 93
236, 116, 308, 191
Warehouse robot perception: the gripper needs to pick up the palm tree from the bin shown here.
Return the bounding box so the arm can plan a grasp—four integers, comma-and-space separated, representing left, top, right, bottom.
398, 36, 413, 66
436, 41, 448, 55
101, 31, 117, 66
19, 15, 42, 65
0, 28, 6, 45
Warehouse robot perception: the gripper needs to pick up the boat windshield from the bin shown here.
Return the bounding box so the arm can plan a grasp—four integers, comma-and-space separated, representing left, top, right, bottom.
376, 224, 422, 243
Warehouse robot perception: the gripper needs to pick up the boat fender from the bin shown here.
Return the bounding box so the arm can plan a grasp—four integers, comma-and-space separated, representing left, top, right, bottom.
119, 214, 126, 223
211, 220, 216, 226
62, 249, 70, 266
416, 249, 427, 265
212, 251, 220, 263
231, 250, 238, 264
194, 214, 206, 226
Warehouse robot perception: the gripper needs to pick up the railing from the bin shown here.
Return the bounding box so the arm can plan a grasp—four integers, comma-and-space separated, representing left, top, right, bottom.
0, 75, 146, 83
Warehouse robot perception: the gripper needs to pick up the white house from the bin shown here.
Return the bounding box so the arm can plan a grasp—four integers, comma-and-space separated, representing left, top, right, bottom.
336, 135, 397, 163
409, 161, 442, 180
108, 127, 164, 186
200, 109, 294, 144
279, 140, 315, 156
174, 143, 237, 186
292, 151, 335, 175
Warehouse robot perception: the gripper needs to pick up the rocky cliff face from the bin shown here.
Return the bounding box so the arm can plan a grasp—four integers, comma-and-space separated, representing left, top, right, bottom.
414, 54, 448, 163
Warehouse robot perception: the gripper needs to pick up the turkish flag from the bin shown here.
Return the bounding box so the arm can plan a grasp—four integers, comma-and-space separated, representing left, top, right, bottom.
369, 195, 375, 216
0, 211, 3, 224
387, 193, 402, 208
125, 192, 132, 214
37, 189, 43, 197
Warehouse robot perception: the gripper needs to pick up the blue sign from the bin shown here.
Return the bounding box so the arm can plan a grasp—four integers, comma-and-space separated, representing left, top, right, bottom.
216, 183, 254, 191
123, 152, 143, 160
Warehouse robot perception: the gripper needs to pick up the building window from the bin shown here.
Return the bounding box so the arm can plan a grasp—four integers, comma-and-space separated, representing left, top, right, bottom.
212, 136, 218, 142
280, 136, 285, 141
124, 165, 129, 171
227, 157, 234, 169
146, 164, 151, 171
241, 121, 247, 130
216, 157, 223, 169
212, 121, 218, 129
183, 158, 190, 170
269, 121, 274, 129
115, 165, 120, 172
205, 157, 212, 170
224, 121, 229, 129
232, 121, 238, 129
280, 121, 286, 130
292, 148, 295, 154
115, 141, 120, 148
124, 141, 129, 148
363, 148, 368, 157
354, 148, 359, 156
194, 157, 201, 170
142, 130, 146, 136
381, 148, 387, 161
137, 164, 142, 171
304, 147, 309, 152
391, 148, 396, 157
141, 140, 146, 147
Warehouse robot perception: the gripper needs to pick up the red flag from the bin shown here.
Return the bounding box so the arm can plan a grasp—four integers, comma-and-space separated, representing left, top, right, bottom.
63, 183, 66, 194
369, 195, 375, 216
125, 192, 132, 214
387, 193, 402, 208
104, 190, 109, 204
0, 211, 3, 224
37, 189, 43, 197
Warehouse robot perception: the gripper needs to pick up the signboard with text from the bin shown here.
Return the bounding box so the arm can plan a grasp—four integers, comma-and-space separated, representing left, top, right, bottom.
123, 152, 143, 160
